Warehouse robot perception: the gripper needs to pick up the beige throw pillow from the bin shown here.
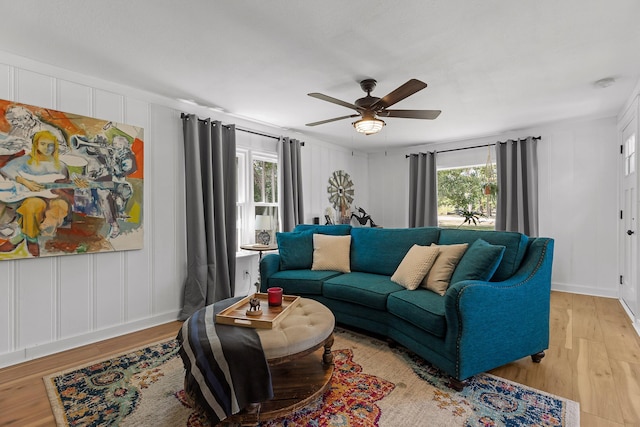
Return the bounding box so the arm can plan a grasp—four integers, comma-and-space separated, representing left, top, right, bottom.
311, 234, 351, 273
391, 244, 440, 290
422, 243, 469, 295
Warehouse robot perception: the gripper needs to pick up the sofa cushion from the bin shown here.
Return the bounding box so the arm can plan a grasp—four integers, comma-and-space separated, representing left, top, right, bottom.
266, 269, 342, 295
276, 230, 314, 270
350, 227, 441, 276
390, 244, 440, 290
387, 289, 447, 338
450, 238, 506, 285
293, 224, 352, 235
312, 234, 351, 273
422, 243, 468, 296
323, 272, 403, 310
438, 229, 529, 281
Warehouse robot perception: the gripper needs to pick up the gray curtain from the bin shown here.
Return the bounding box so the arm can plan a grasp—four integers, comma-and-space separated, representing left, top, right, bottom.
279, 137, 304, 231
495, 137, 539, 236
408, 151, 438, 227
179, 114, 237, 320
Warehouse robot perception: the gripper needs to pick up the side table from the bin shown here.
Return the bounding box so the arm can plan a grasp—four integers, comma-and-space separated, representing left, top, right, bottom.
240, 244, 278, 292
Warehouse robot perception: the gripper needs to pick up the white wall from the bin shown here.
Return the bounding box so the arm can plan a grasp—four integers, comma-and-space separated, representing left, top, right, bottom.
368, 115, 619, 298
0, 51, 368, 367
301, 142, 369, 225
0, 55, 186, 367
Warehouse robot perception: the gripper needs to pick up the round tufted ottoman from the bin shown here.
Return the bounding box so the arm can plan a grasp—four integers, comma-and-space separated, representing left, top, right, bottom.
256, 297, 335, 364
224, 298, 335, 425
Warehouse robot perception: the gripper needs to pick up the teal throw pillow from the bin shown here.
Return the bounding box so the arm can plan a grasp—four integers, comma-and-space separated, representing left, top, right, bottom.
276, 231, 314, 270
450, 238, 506, 284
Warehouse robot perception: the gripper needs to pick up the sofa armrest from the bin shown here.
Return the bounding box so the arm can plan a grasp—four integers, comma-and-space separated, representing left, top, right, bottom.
443, 237, 554, 380
259, 253, 281, 292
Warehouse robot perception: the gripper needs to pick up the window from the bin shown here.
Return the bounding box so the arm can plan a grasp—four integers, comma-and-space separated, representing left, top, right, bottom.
236, 149, 279, 250
253, 155, 279, 245
625, 133, 636, 176
437, 164, 496, 230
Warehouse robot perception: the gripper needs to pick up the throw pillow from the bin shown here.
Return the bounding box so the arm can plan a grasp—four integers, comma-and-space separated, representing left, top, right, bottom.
276, 231, 314, 270
390, 244, 440, 290
450, 238, 506, 284
311, 234, 351, 273
422, 243, 469, 295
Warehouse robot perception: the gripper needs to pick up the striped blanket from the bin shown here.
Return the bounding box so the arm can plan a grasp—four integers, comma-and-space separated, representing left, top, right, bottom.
177, 297, 273, 424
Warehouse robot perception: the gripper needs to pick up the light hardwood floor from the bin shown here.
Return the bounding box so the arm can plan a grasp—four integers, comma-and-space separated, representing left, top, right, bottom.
1, 292, 639, 426
490, 292, 640, 427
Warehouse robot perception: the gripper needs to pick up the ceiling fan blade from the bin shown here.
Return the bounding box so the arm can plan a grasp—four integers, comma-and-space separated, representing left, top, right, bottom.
308, 93, 362, 111
370, 79, 428, 110
378, 109, 441, 120
306, 114, 360, 127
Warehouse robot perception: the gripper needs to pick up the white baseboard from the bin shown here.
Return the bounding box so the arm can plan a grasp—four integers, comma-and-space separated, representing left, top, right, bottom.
551, 282, 619, 299
555, 283, 640, 338
0, 310, 180, 369
619, 299, 640, 337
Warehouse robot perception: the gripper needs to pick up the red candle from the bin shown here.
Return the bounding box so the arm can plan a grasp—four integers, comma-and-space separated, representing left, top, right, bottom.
267, 287, 283, 307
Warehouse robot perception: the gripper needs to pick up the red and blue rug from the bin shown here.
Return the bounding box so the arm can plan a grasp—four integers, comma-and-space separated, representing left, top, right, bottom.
44, 328, 579, 426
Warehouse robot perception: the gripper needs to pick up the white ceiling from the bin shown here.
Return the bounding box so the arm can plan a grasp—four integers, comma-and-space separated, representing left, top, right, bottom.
1, 1, 639, 151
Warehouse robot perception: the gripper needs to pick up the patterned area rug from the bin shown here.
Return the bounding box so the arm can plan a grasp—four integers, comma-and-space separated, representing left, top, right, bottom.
44, 328, 579, 426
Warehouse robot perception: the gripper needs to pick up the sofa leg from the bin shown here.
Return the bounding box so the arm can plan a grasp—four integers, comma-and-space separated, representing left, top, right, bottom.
386, 337, 397, 348
447, 377, 466, 392
531, 351, 545, 363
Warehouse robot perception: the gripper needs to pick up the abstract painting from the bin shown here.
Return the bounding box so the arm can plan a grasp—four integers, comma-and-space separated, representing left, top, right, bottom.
0, 99, 144, 260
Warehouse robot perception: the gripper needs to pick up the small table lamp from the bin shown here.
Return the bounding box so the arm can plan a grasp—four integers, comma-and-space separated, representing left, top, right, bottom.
255, 215, 273, 245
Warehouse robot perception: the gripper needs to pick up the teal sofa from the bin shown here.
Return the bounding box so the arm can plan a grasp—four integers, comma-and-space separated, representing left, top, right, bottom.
260, 224, 554, 389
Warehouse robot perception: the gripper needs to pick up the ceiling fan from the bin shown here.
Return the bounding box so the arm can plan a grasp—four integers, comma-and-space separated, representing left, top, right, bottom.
306, 78, 441, 135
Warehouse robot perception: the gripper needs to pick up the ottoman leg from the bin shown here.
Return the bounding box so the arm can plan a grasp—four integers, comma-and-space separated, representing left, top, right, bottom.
322, 333, 334, 366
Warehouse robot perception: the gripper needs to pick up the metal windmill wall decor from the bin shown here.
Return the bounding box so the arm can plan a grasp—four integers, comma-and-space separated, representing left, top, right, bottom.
327, 170, 354, 224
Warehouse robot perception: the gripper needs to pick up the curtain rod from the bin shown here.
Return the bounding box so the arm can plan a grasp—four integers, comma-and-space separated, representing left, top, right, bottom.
180, 113, 304, 145
405, 136, 541, 158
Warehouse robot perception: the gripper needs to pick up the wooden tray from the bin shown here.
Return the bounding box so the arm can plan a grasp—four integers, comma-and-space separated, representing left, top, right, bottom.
215, 293, 300, 329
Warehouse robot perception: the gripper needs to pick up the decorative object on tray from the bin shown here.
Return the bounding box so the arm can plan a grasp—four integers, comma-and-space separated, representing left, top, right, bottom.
245, 297, 262, 316
267, 287, 283, 306
216, 293, 300, 329
351, 206, 377, 227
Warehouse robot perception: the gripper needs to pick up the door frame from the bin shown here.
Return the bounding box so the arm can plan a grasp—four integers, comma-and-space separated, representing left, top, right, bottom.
618, 95, 640, 335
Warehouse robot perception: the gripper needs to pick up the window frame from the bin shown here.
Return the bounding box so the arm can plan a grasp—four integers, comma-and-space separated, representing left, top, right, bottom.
435, 145, 497, 230
236, 148, 279, 252
236, 148, 249, 250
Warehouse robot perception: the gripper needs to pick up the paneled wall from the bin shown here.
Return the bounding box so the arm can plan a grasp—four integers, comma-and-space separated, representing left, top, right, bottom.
0, 52, 369, 367
0, 58, 186, 367
301, 142, 369, 225
368, 116, 619, 298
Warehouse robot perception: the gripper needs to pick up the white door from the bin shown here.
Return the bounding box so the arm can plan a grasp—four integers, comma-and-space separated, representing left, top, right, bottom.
621, 113, 638, 317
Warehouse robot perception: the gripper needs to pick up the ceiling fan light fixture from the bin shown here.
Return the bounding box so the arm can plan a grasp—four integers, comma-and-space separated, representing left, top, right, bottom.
353, 117, 385, 135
